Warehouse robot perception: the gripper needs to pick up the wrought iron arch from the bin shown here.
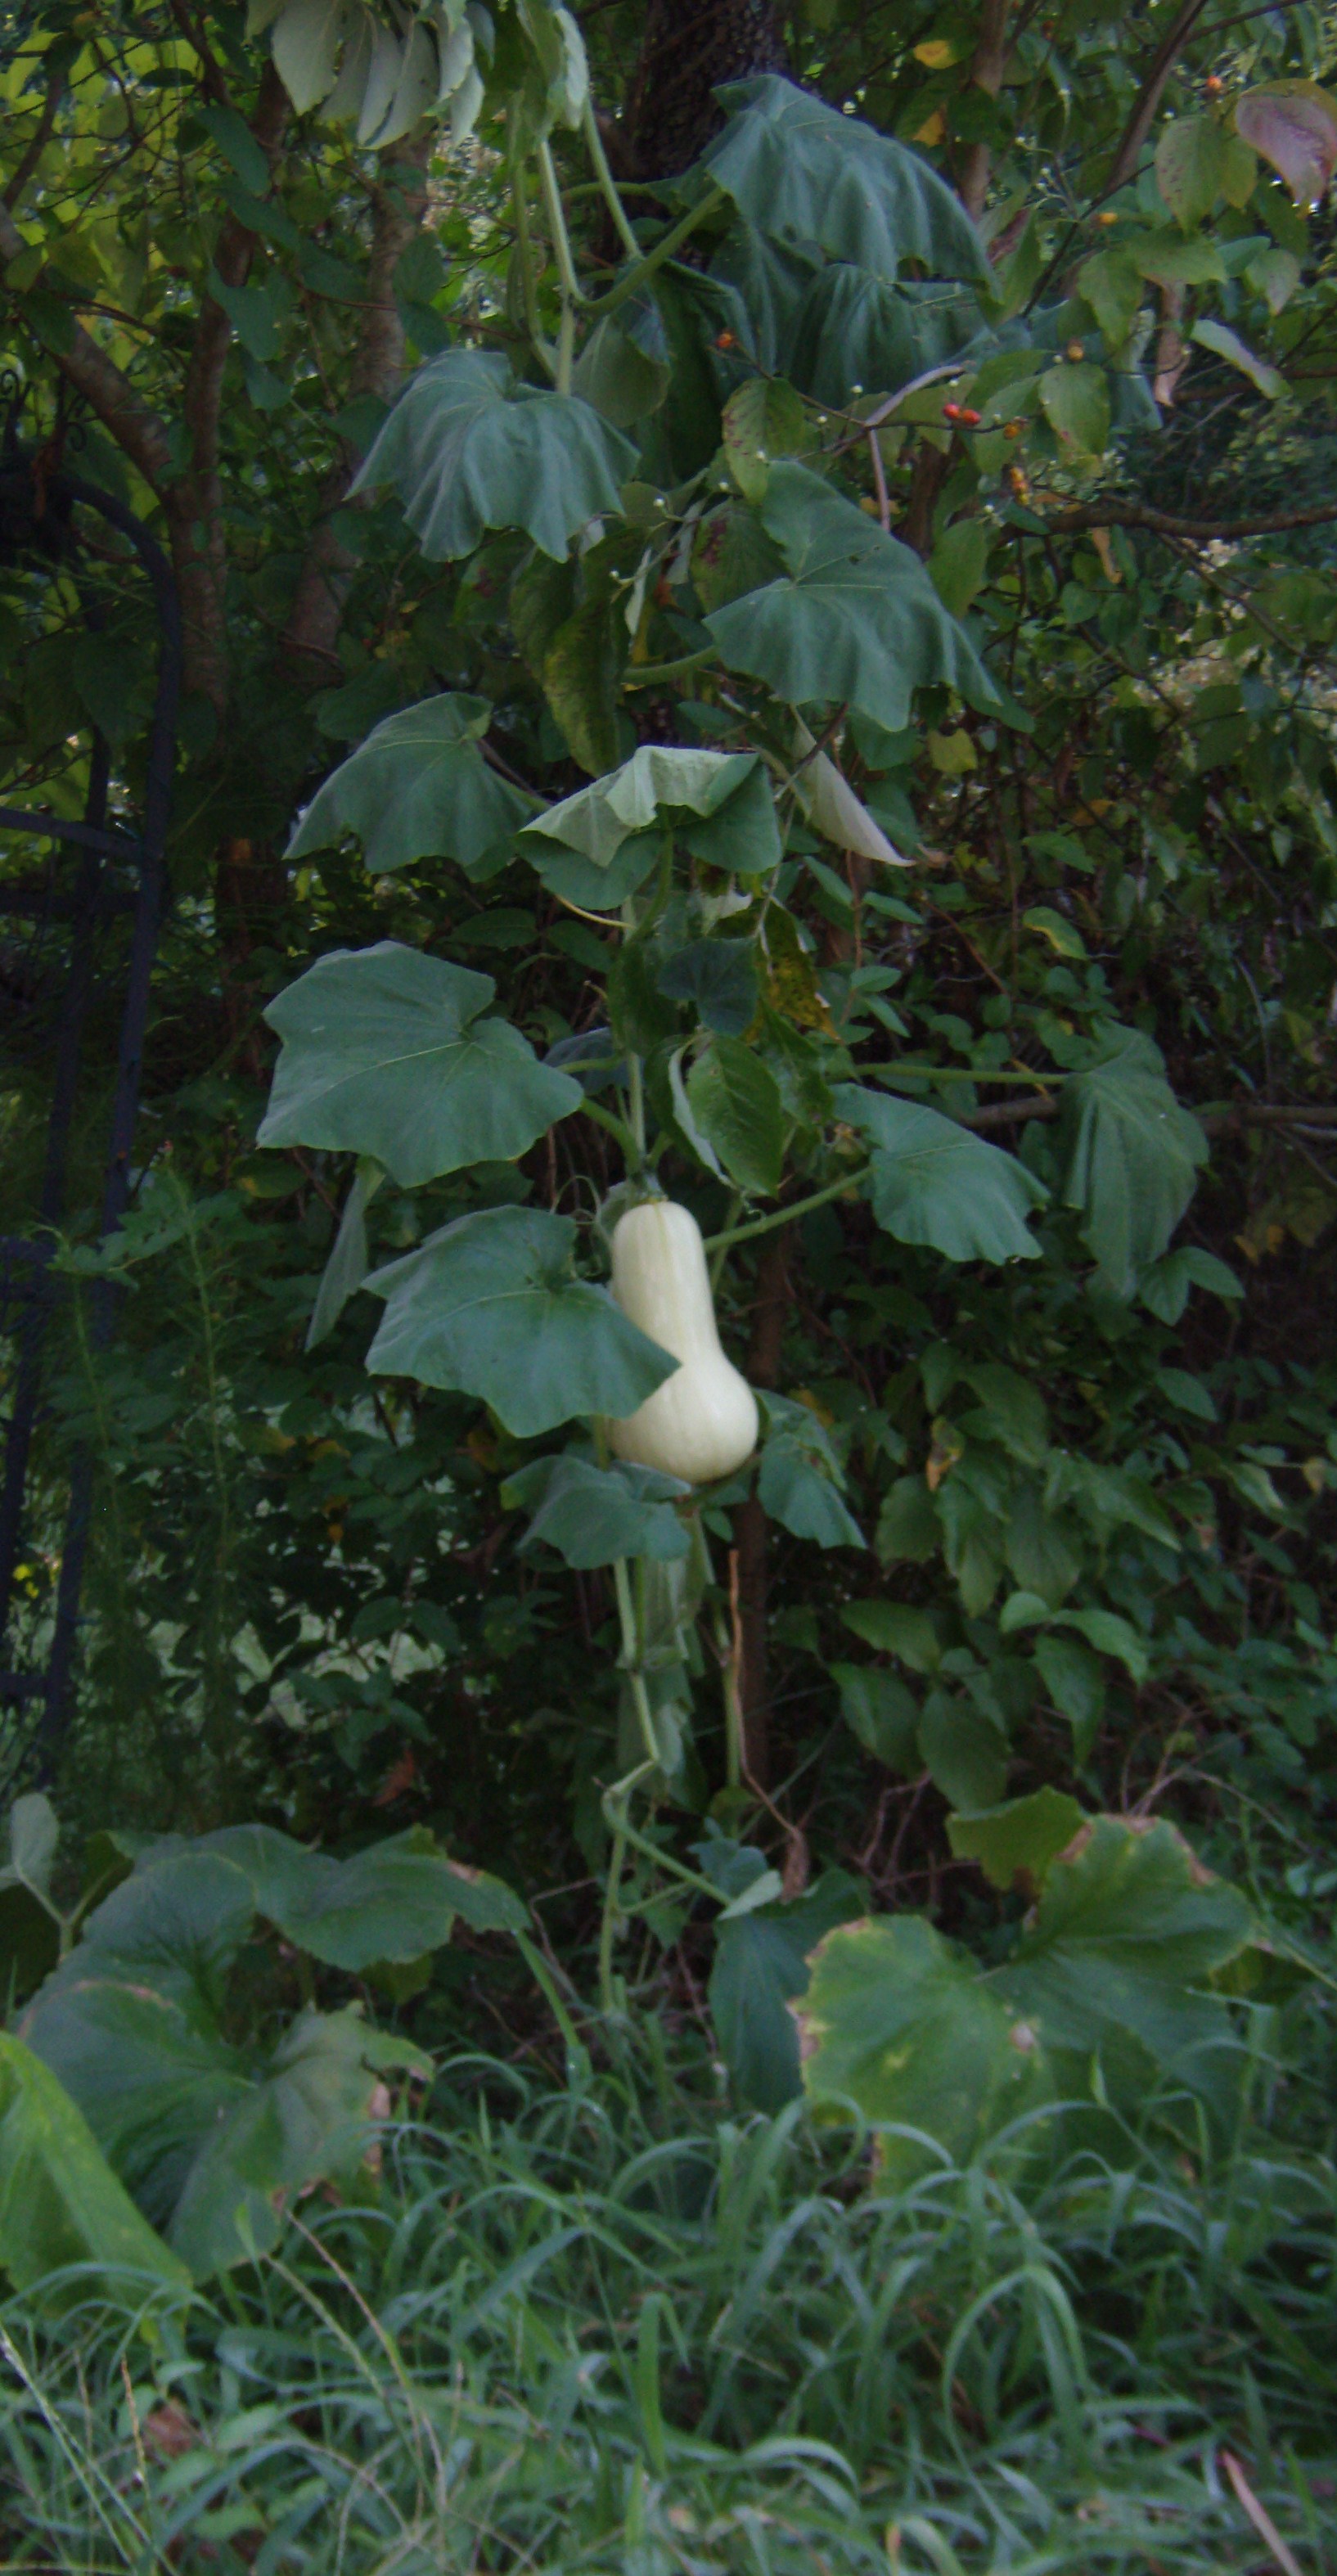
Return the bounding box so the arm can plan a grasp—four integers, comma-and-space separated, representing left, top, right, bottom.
0, 386, 181, 1784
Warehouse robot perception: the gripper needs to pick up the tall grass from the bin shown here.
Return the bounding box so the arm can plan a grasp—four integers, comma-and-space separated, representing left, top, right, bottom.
2, 2046, 1335, 2574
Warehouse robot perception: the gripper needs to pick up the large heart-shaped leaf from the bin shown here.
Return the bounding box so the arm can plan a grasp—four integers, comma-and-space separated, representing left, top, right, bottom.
288, 696, 536, 878
835, 1086, 1046, 1263
696, 76, 988, 285
1056, 1028, 1207, 1295
196, 1823, 529, 1957
353, 349, 637, 560
0, 2033, 189, 2305
707, 466, 998, 728
365, 1205, 677, 1435
259, 942, 582, 1187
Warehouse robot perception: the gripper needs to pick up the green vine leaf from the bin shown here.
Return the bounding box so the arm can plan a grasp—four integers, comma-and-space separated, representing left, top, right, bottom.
288, 695, 536, 879
365, 1205, 678, 1436
259, 942, 582, 1187
1056, 1028, 1207, 1295
354, 349, 637, 561
696, 76, 989, 284
707, 465, 998, 729
835, 1087, 1047, 1263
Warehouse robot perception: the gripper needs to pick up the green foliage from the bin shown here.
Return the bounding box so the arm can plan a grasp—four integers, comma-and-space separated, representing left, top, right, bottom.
9, 1800, 520, 2280
799, 1817, 1257, 2174
364, 1206, 678, 1434
353, 349, 638, 559
2, 0, 1336, 2375
259, 942, 583, 1183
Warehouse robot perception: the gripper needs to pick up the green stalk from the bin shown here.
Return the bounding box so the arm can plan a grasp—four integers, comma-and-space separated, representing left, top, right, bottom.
613, 1556, 660, 1771
508, 117, 556, 379
597, 1756, 655, 2015
623, 646, 718, 690
703, 1169, 867, 1255
581, 96, 642, 260
537, 136, 584, 394
586, 184, 729, 319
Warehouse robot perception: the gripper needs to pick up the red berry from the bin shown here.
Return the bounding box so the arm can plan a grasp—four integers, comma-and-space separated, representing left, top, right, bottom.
960, 407, 982, 426
943, 400, 961, 420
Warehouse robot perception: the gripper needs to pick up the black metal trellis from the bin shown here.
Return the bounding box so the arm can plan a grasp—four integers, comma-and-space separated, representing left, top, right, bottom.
0, 389, 181, 1781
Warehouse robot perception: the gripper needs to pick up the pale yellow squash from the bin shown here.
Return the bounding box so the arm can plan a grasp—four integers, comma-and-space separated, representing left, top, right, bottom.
607, 1200, 759, 1484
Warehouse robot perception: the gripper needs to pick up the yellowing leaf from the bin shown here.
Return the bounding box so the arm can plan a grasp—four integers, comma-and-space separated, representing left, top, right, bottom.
1023, 903, 1087, 958
913, 38, 960, 67
928, 728, 977, 775
914, 108, 946, 144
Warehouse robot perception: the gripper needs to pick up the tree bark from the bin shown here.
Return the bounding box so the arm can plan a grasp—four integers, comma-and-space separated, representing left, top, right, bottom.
621, 0, 786, 180
168, 59, 289, 713
730, 1225, 792, 1788
281, 136, 433, 682
955, 0, 1010, 223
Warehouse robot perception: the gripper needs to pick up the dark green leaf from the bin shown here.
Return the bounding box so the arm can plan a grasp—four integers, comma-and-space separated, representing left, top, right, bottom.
917, 1694, 1007, 1808
288, 695, 534, 877
354, 349, 637, 561
306, 1159, 382, 1352
947, 1788, 1086, 1891
260, 943, 581, 1187
708, 466, 998, 730
841, 1600, 942, 1671
686, 1038, 786, 1194
503, 1452, 690, 1567
655, 939, 760, 1037
365, 1205, 677, 1436
0, 2033, 189, 2304
697, 77, 988, 284
835, 1085, 1046, 1263
831, 1664, 920, 1768
1057, 1027, 1206, 1294
1033, 1633, 1107, 1762
710, 1871, 865, 2114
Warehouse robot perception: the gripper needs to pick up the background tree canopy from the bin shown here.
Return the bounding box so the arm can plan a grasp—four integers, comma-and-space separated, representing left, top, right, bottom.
0, 8, 1336, 2533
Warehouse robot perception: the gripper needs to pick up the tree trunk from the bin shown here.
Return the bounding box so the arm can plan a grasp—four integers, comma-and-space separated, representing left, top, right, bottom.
731, 1225, 792, 1787
621, 0, 787, 180
281, 136, 434, 682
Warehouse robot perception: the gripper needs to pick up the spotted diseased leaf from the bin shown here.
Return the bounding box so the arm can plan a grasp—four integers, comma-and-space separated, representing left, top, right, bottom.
259, 943, 582, 1188
365, 1205, 677, 1437
707, 466, 998, 731
353, 349, 637, 561
288, 695, 534, 878
696, 77, 989, 285
799, 1817, 1255, 2173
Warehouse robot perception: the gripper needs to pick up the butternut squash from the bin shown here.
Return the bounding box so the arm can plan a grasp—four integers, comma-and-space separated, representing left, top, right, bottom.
606, 1200, 759, 1484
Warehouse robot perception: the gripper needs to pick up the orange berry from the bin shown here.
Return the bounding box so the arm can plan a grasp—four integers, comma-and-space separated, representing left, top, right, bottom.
1204, 73, 1223, 95
1065, 339, 1085, 362
960, 407, 981, 426
714, 329, 736, 350
1003, 419, 1023, 439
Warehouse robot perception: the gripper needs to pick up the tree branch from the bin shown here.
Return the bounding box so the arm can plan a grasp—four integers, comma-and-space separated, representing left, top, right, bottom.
1104, 0, 1212, 196
956, 0, 1010, 223
1042, 497, 1337, 540
0, 198, 177, 492
3, 65, 65, 213
169, 58, 289, 709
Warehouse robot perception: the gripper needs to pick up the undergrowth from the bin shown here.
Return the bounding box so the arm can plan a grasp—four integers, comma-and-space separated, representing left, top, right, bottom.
2, 2034, 1335, 2576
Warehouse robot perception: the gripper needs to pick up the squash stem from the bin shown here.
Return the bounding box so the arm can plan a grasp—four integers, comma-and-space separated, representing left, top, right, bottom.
597, 1755, 655, 2015
613, 1555, 660, 1770
581, 97, 642, 261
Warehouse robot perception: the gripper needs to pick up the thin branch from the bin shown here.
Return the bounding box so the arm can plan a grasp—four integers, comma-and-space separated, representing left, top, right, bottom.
1105, 0, 1213, 196
2, 65, 64, 213
1042, 498, 1337, 541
